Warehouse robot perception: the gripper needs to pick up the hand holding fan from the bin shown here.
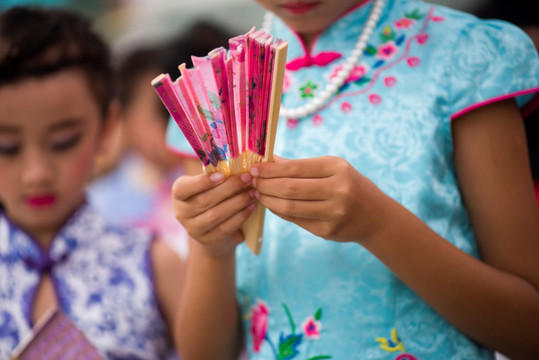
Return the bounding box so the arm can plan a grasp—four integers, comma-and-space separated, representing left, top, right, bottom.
152, 28, 288, 254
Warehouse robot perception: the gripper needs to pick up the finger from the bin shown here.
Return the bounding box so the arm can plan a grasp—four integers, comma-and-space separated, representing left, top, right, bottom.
189, 189, 256, 236
172, 172, 226, 201
251, 156, 338, 179
254, 177, 329, 201
273, 213, 338, 241
205, 202, 256, 244
176, 173, 252, 217
257, 193, 328, 220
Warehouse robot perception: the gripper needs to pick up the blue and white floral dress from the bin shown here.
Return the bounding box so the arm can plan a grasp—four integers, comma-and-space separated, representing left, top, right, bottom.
0, 203, 173, 359
166, 0, 539, 358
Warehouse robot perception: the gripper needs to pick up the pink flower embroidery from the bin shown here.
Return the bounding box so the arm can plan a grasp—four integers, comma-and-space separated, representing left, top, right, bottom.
431, 15, 445, 22
341, 102, 353, 113
406, 56, 421, 67
301, 316, 322, 340
287, 118, 298, 129
331, 62, 370, 83
416, 34, 429, 45
395, 355, 419, 360
312, 114, 323, 126
249, 301, 269, 353
394, 17, 415, 29
369, 94, 382, 105
376, 41, 399, 61
384, 76, 397, 87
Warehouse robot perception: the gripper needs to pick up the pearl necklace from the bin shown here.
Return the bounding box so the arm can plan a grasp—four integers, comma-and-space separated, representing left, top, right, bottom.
263, 0, 385, 119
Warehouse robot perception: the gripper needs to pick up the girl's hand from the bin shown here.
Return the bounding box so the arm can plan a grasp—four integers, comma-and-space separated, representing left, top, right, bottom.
250, 156, 387, 243
172, 172, 256, 257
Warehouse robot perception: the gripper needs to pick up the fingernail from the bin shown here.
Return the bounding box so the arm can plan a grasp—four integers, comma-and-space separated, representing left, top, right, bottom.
248, 189, 256, 198
241, 172, 251, 184
209, 172, 224, 183
250, 167, 259, 177
247, 203, 256, 211
252, 178, 257, 188
255, 190, 260, 199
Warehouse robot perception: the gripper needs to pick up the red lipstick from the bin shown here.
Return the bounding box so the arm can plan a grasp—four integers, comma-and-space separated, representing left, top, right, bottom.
281, 2, 319, 15
27, 195, 56, 207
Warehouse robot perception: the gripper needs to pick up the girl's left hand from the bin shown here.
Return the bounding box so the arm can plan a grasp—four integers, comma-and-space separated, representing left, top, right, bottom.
250, 155, 387, 243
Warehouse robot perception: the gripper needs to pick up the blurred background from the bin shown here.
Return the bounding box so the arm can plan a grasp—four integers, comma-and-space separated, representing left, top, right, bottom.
0, 0, 491, 58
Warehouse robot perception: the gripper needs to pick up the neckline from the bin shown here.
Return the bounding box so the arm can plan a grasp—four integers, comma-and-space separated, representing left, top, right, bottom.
1, 200, 89, 255
269, 0, 376, 57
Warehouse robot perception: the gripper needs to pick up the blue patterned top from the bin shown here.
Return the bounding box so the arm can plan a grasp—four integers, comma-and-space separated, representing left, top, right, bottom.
166, 0, 539, 358
0, 203, 173, 359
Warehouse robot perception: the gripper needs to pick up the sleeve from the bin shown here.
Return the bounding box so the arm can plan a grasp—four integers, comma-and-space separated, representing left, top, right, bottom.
449, 19, 539, 119
165, 115, 198, 158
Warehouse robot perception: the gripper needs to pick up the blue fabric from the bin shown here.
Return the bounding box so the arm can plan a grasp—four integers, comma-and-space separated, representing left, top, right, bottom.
0, 204, 174, 359
166, 0, 539, 358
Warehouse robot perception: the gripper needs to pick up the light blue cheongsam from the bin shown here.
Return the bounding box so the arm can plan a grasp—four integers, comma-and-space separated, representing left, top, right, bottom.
167, 0, 539, 358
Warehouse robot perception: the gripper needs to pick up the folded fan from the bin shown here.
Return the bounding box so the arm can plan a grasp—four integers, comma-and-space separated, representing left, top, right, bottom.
152, 27, 288, 255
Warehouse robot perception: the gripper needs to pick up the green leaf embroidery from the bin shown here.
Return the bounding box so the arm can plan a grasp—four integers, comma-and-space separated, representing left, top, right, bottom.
405, 9, 424, 20
365, 45, 377, 56
282, 303, 296, 334
277, 334, 302, 359
353, 77, 371, 86
314, 308, 322, 321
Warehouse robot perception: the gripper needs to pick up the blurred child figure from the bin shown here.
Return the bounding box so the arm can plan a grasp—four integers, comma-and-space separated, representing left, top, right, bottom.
0, 6, 183, 359
88, 20, 232, 259
170, 0, 539, 359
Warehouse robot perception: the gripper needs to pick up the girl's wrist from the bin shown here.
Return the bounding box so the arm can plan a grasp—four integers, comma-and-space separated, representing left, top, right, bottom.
191, 237, 237, 262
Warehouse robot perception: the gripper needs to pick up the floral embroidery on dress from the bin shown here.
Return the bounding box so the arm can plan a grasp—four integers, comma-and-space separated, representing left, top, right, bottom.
299, 80, 318, 99
249, 300, 332, 359
283, 6, 447, 119
375, 328, 418, 360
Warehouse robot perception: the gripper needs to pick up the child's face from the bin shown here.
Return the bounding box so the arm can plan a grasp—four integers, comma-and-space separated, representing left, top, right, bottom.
0, 69, 106, 239
255, 0, 364, 38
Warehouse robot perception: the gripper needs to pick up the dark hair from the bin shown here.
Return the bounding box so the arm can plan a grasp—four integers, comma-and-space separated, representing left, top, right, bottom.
0, 6, 113, 117
160, 20, 233, 80
114, 20, 233, 124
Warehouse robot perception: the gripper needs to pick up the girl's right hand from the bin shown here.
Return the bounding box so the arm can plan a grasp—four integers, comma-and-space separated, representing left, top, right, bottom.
172, 171, 256, 257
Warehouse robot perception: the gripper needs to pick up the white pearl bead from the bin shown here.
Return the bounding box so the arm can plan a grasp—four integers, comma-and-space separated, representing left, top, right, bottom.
359, 34, 369, 45
342, 62, 354, 73
327, 83, 339, 94
319, 89, 332, 100
311, 97, 324, 108
304, 103, 316, 114
334, 73, 347, 86
351, 48, 362, 58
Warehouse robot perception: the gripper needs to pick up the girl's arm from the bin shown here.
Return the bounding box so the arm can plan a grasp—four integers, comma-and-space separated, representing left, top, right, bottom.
171, 172, 255, 359
251, 99, 539, 359
151, 238, 186, 351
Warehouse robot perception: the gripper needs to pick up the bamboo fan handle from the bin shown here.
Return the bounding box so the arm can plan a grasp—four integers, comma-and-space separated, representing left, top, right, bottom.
242, 41, 288, 255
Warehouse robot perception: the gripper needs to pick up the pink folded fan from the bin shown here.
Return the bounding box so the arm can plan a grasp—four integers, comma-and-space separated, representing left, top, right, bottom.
152, 27, 288, 255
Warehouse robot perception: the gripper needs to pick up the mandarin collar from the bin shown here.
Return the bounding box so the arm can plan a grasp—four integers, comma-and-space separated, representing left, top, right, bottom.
270, 0, 396, 61
0, 202, 91, 274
